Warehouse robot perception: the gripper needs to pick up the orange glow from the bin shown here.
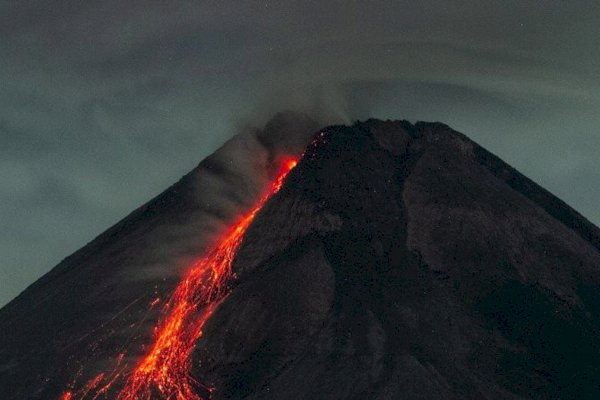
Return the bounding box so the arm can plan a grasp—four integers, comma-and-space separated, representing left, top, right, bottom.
149, 297, 161, 308
61, 157, 298, 400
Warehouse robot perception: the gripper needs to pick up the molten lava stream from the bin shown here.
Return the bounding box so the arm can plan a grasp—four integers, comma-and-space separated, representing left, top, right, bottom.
62, 158, 298, 400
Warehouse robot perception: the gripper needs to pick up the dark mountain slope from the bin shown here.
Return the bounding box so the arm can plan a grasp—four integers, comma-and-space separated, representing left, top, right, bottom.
193, 120, 600, 400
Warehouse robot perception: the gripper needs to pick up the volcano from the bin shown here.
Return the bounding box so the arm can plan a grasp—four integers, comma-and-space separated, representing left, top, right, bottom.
1, 116, 599, 400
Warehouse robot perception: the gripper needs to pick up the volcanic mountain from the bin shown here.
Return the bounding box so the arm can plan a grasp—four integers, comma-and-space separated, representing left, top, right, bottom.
1, 115, 599, 400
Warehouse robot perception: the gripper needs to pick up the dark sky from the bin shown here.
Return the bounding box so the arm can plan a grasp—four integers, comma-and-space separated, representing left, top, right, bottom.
1, 1, 599, 306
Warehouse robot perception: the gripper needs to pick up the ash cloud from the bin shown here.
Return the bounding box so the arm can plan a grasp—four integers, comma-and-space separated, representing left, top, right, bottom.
106, 111, 320, 289
192, 111, 320, 223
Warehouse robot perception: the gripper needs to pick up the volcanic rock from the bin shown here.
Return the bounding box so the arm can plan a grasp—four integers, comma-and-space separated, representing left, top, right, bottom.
194, 120, 600, 400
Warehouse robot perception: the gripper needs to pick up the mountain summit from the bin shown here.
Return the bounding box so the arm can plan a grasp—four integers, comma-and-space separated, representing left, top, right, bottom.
1, 117, 599, 399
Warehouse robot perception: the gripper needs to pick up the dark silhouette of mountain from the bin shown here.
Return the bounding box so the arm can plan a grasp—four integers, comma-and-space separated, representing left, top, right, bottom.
1, 116, 599, 399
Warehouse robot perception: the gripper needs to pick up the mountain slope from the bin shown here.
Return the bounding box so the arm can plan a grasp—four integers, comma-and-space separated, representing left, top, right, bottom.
194, 120, 600, 400
0, 113, 318, 399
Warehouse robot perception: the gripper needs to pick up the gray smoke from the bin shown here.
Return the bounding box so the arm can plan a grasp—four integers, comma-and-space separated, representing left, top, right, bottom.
193, 111, 321, 223
106, 111, 321, 289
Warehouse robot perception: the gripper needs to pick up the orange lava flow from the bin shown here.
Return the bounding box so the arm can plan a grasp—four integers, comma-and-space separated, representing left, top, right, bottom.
62, 158, 297, 400
119, 158, 297, 400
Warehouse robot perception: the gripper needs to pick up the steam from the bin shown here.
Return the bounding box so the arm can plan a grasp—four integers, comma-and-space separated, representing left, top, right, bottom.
194, 111, 319, 222
113, 111, 321, 288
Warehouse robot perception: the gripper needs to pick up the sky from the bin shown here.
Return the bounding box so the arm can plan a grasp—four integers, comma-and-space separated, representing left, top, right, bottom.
1, 0, 599, 306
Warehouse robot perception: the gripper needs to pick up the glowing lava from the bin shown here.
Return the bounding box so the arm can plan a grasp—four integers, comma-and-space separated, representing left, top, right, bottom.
62, 158, 297, 400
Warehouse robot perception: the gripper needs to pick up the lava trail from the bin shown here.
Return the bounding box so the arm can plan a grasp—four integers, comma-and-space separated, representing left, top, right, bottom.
62, 158, 298, 400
